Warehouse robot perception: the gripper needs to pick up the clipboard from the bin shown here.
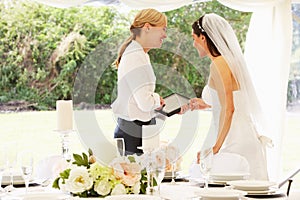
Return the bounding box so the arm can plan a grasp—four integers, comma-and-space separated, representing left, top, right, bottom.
155, 93, 190, 117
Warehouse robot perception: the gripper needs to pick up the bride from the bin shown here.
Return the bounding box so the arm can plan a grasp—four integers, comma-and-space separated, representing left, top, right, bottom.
187, 13, 271, 180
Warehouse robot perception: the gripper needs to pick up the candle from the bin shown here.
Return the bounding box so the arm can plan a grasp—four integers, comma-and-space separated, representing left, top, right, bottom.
56, 100, 73, 131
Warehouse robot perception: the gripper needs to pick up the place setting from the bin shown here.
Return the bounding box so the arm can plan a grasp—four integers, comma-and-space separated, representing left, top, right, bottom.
226, 180, 286, 198
208, 172, 251, 186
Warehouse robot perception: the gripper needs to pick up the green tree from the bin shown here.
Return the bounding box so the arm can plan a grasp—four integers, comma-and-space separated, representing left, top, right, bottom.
0, 0, 251, 110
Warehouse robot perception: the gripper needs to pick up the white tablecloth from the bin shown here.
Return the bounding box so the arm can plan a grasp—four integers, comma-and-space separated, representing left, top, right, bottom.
0, 181, 287, 200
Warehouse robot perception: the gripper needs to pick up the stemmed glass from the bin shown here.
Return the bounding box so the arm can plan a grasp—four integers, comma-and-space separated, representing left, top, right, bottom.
114, 138, 125, 157
18, 151, 34, 193
166, 143, 179, 184
151, 148, 166, 194
4, 142, 18, 192
199, 147, 213, 188
0, 150, 6, 193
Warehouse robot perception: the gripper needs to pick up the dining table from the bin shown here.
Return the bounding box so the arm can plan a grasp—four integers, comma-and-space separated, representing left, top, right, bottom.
0, 180, 288, 200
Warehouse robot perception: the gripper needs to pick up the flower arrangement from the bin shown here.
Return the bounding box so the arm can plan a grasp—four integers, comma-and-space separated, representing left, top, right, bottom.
52, 149, 150, 198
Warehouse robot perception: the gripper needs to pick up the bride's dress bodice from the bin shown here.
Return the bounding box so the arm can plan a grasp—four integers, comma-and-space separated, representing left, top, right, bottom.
200, 85, 268, 180
202, 85, 247, 117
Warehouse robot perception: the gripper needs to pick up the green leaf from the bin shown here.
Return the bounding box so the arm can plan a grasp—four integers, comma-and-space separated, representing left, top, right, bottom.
59, 169, 71, 179
72, 152, 89, 167
127, 155, 135, 163
88, 148, 93, 156
52, 177, 60, 189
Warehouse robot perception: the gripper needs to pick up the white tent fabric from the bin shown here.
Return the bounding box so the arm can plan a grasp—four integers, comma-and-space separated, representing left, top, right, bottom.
31, 0, 296, 182
243, 0, 292, 181
120, 0, 194, 12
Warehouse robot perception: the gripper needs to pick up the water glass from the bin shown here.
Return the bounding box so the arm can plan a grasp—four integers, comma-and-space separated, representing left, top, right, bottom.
166, 143, 179, 184
5, 143, 18, 192
151, 148, 166, 194
18, 151, 34, 193
0, 150, 6, 193
199, 147, 213, 188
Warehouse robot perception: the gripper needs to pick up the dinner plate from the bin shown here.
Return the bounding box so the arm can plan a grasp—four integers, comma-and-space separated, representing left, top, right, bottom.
227, 180, 277, 191
160, 183, 203, 199
1, 175, 34, 186
210, 173, 250, 181
104, 194, 161, 200
245, 187, 278, 195
245, 190, 286, 198
195, 188, 247, 200
16, 192, 70, 200
164, 171, 179, 178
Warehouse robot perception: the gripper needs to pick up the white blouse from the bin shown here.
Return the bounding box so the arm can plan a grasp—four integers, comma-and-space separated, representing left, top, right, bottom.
111, 40, 160, 122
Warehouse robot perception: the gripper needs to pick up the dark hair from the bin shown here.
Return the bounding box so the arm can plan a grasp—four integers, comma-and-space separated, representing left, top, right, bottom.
192, 16, 221, 57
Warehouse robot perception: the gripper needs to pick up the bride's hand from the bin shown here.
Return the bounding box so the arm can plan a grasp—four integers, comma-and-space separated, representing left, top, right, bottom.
189, 98, 211, 111
196, 151, 201, 164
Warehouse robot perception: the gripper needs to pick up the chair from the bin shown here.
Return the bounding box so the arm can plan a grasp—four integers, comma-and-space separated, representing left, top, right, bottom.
278, 166, 300, 196
189, 152, 250, 179
35, 155, 66, 180
210, 152, 250, 174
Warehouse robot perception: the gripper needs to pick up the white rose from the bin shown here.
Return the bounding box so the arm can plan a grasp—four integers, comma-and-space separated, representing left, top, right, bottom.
65, 167, 93, 194
132, 182, 140, 194
94, 180, 111, 196
111, 183, 126, 195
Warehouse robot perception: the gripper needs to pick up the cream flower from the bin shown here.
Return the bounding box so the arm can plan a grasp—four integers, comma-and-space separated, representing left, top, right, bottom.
65, 167, 93, 194
111, 183, 126, 195
94, 179, 111, 196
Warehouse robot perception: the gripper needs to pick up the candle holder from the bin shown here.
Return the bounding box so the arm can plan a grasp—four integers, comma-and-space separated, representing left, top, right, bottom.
55, 130, 73, 161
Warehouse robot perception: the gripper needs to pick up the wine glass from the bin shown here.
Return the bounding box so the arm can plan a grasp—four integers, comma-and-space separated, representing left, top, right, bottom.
4, 142, 18, 192
199, 147, 213, 188
166, 143, 179, 184
0, 149, 6, 193
18, 151, 34, 193
114, 138, 125, 157
151, 148, 166, 194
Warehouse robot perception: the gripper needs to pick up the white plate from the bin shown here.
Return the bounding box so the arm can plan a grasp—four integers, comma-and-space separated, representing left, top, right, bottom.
104, 194, 161, 200
16, 192, 70, 200
227, 180, 277, 191
164, 171, 180, 178
160, 183, 203, 199
1, 175, 34, 185
245, 187, 278, 195
195, 188, 247, 200
210, 173, 250, 181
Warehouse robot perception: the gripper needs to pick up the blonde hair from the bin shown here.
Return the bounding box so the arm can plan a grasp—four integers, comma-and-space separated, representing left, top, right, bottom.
114, 8, 167, 68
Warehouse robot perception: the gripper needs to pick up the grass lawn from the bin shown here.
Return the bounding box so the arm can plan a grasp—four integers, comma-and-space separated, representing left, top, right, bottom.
0, 109, 299, 191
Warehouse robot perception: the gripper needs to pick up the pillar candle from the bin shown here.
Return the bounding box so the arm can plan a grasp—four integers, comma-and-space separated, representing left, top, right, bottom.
56, 100, 73, 131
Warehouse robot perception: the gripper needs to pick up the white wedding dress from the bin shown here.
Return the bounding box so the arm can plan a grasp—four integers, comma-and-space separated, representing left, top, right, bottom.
201, 85, 269, 180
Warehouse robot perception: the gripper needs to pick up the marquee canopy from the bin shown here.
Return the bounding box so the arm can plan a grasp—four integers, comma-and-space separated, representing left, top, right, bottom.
32, 0, 298, 181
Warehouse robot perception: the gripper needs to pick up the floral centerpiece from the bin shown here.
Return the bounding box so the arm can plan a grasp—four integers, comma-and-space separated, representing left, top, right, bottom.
52, 149, 151, 198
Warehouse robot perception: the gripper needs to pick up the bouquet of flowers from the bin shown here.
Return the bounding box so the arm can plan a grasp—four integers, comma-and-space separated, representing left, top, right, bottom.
52, 149, 149, 198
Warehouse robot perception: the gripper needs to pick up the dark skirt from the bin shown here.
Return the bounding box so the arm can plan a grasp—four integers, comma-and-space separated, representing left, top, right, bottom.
114, 117, 156, 155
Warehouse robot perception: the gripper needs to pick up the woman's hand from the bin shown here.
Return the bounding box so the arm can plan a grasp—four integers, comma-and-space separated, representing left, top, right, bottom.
155, 96, 165, 110
196, 151, 201, 164
178, 104, 189, 114
189, 98, 211, 111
